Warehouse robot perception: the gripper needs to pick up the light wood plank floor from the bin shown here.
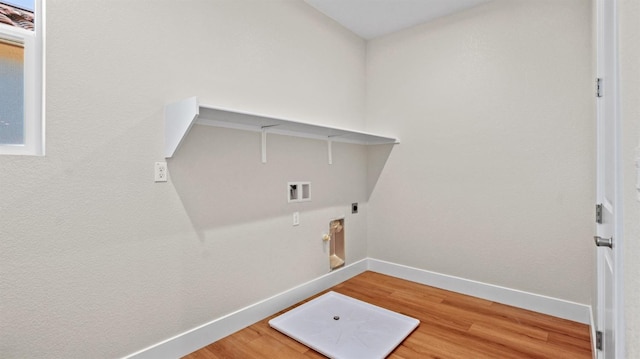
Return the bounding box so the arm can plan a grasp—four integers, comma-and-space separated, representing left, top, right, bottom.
184, 271, 592, 358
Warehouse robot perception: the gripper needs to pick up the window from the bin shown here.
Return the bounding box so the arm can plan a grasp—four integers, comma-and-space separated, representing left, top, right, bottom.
0, 0, 43, 155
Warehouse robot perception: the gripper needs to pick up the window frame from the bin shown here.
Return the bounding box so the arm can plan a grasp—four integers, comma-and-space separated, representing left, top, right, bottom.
0, 0, 44, 156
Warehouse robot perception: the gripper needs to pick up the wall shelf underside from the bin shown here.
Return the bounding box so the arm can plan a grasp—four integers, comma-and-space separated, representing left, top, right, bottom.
164, 97, 399, 159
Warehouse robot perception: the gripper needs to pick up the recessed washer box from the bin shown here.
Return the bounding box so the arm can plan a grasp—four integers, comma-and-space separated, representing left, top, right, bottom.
269, 291, 419, 359
288, 182, 311, 203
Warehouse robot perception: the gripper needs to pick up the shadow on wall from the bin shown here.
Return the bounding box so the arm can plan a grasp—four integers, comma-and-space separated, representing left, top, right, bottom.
368, 143, 394, 197
167, 125, 394, 236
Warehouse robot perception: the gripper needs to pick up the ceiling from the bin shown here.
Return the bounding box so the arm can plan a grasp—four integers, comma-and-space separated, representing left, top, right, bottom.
304, 0, 491, 40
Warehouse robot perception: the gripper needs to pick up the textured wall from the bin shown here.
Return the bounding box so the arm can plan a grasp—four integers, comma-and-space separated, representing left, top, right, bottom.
365, 0, 594, 303
621, 0, 640, 356
0, 1, 368, 357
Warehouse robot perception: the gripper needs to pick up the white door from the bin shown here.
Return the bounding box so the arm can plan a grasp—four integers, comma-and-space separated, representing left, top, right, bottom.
595, 0, 623, 358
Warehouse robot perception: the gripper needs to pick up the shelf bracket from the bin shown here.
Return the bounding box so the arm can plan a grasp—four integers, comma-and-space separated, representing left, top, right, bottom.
260, 125, 279, 163
327, 138, 333, 165
261, 128, 268, 164
164, 96, 199, 158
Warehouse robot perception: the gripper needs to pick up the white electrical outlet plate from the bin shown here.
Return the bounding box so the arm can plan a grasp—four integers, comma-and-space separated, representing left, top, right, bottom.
293, 212, 300, 226
155, 162, 168, 182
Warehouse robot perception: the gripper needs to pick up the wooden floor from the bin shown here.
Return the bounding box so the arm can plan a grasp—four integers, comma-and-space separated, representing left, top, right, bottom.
183, 271, 592, 359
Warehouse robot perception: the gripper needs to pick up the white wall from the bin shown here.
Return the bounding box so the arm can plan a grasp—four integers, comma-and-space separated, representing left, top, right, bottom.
0, 1, 369, 358
365, 0, 594, 304
620, 0, 640, 356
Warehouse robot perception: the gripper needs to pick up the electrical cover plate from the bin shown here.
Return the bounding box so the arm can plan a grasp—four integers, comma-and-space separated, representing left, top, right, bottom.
288, 182, 311, 203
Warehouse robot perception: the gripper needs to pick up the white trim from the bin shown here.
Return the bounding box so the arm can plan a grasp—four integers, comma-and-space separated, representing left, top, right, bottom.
0, 0, 44, 156
590, 306, 598, 359
124, 258, 592, 358
123, 259, 368, 359
595, 0, 625, 357
367, 259, 591, 324
611, 0, 625, 355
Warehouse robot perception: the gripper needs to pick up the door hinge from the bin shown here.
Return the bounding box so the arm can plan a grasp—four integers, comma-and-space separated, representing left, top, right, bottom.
596, 78, 603, 97
596, 330, 603, 350
596, 203, 603, 224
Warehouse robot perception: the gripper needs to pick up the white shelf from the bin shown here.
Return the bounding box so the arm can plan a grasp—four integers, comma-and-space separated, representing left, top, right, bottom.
164, 97, 399, 159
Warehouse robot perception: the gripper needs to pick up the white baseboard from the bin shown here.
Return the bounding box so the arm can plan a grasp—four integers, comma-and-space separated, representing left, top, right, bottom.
367, 258, 591, 324
125, 257, 591, 358
123, 259, 368, 359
